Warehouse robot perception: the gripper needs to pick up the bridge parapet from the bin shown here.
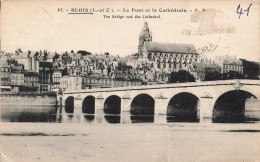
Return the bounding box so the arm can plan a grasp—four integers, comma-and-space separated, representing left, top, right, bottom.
63, 79, 260, 95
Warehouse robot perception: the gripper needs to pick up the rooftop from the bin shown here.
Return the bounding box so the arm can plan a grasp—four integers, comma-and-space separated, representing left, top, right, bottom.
145, 42, 197, 54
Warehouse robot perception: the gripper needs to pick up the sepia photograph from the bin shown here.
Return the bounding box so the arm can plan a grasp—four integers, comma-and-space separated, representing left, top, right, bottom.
0, 0, 260, 161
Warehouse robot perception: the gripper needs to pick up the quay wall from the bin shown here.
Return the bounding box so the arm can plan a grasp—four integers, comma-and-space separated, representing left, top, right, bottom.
0, 92, 57, 107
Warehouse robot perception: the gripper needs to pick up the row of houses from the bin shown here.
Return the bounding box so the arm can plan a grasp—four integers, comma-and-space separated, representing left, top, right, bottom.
1, 48, 259, 93
0, 53, 143, 92
0, 56, 52, 92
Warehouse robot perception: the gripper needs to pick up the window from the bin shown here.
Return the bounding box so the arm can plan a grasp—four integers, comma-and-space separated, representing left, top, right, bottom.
148, 53, 152, 60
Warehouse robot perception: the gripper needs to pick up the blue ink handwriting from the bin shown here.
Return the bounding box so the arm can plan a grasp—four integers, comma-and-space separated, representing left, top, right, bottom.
236, 3, 252, 19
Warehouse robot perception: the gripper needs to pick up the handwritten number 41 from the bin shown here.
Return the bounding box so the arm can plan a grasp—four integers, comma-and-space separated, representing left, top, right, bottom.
237, 3, 252, 19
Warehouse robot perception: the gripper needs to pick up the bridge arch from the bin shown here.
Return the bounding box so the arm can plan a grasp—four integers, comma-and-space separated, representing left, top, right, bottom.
82, 95, 95, 114
104, 95, 121, 114
167, 92, 199, 122
212, 90, 258, 123
65, 96, 74, 113
130, 93, 155, 115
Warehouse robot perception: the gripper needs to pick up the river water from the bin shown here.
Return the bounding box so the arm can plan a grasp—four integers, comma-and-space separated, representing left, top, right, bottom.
1, 104, 260, 124
0, 105, 190, 124
1, 103, 260, 162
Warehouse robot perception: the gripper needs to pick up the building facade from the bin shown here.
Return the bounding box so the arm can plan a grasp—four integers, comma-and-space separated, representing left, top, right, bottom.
39, 61, 53, 92
22, 71, 39, 91
52, 69, 62, 89
1, 65, 11, 87
60, 76, 83, 91
135, 22, 199, 83
214, 56, 243, 74
10, 72, 24, 92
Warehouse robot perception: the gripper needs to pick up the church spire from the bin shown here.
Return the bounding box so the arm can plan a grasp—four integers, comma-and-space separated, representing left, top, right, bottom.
138, 22, 152, 57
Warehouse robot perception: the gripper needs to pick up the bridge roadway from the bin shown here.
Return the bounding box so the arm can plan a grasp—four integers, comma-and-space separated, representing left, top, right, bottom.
62, 79, 260, 123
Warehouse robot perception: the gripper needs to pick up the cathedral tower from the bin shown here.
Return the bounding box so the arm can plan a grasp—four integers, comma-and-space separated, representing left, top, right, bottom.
138, 22, 152, 57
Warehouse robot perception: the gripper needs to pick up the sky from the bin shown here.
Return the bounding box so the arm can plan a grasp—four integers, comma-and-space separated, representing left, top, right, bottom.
1, 0, 260, 61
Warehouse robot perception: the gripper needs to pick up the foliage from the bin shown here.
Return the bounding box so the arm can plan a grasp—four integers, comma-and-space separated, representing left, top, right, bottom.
205, 71, 222, 81
169, 70, 196, 83
205, 71, 245, 81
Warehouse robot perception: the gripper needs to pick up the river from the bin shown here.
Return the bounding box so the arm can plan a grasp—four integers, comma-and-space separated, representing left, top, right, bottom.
0, 103, 260, 162
1, 100, 260, 124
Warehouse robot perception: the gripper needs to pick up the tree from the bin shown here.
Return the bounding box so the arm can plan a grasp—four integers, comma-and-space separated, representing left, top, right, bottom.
224, 71, 245, 79
205, 71, 221, 81
77, 50, 91, 56
169, 70, 196, 83
205, 71, 245, 81
169, 72, 178, 83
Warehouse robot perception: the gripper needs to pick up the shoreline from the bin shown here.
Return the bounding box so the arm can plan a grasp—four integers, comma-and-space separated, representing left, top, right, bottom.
1, 122, 260, 162
1, 122, 260, 135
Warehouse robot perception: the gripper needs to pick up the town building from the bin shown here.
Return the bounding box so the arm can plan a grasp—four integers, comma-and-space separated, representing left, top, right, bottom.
0, 59, 25, 92
39, 61, 53, 92
26, 56, 39, 72
0, 64, 25, 92
10, 72, 24, 92
15, 52, 39, 73
9, 63, 25, 92
135, 22, 199, 83
0, 63, 12, 91
52, 69, 62, 90
82, 75, 142, 89
60, 76, 83, 91
22, 71, 39, 91
213, 55, 243, 74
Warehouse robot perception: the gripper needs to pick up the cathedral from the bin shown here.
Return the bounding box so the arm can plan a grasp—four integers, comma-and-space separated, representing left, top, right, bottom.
138, 22, 199, 73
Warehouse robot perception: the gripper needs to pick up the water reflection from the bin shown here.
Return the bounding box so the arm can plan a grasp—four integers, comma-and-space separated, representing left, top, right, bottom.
167, 116, 199, 123
104, 115, 120, 123
2, 112, 57, 123
1, 105, 260, 124
212, 117, 260, 123
1, 106, 58, 123
130, 115, 154, 123
2, 112, 260, 124
83, 115, 95, 122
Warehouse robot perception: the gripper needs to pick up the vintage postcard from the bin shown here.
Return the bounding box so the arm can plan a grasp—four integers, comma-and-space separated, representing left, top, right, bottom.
1, 0, 260, 161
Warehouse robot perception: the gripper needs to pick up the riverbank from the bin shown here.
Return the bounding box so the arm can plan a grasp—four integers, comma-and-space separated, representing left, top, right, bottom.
1, 122, 260, 162
0, 92, 57, 107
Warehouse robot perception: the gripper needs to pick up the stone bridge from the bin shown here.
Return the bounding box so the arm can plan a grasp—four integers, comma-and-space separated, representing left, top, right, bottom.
62, 80, 260, 123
